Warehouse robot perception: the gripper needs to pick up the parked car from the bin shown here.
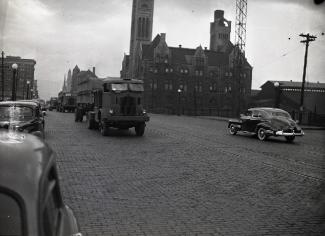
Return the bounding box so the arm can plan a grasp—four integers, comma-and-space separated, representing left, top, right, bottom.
0, 101, 45, 138
0, 131, 82, 236
228, 107, 304, 142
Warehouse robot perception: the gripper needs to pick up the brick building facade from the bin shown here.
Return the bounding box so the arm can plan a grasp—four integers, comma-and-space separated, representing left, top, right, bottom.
0, 56, 36, 101
122, 7, 252, 116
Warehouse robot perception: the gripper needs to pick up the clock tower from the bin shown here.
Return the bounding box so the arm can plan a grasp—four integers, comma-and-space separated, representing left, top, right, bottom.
129, 0, 154, 78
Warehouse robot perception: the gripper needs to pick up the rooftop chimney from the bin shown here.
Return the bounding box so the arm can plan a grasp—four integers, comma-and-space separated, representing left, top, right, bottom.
204, 47, 208, 50
93, 67, 96, 75
160, 33, 166, 41
179, 45, 182, 48
214, 10, 224, 21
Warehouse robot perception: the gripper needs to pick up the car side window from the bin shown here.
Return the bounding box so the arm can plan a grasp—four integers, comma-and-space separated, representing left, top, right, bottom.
242, 111, 251, 118
252, 110, 259, 118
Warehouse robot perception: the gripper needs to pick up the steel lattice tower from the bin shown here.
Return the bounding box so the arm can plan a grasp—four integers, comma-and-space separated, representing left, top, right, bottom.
234, 0, 247, 63
233, 0, 247, 116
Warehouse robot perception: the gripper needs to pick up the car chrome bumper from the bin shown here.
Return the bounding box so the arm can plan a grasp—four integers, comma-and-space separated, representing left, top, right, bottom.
275, 130, 304, 136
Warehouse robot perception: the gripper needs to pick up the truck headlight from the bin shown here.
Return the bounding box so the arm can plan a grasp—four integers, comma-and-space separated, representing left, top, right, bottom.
109, 109, 114, 115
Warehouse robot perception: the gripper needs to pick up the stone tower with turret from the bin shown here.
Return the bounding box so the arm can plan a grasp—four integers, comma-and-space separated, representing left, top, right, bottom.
210, 10, 231, 52
129, 0, 154, 78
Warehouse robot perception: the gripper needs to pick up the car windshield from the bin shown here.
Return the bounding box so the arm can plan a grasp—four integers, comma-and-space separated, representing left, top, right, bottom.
129, 83, 144, 92
0, 106, 34, 122
0, 193, 23, 236
111, 83, 128, 92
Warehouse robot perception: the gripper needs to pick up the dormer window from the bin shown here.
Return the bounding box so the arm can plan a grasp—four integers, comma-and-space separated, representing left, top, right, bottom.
180, 69, 184, 73
184, 69, 188, 74
165, 68, 169, 73
164, 59, 168, 64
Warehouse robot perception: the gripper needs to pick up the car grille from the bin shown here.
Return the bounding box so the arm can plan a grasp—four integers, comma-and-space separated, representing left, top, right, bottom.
120, 96, 136, 116
283, 128, 294, 133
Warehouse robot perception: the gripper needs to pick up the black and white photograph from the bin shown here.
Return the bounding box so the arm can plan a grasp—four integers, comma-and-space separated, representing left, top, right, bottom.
0, 0, 324, 235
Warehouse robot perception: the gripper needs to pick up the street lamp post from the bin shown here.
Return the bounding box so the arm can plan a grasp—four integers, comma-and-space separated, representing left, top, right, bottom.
26, 80, 30, 99
274, 81, 280, 108
177, 88, 182, 116
1, 51, 4, 101
30, 88, 34, 99
11, 63, 18, 101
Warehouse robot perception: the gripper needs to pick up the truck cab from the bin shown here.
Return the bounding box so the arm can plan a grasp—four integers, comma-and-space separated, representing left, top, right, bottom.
57, 92, 76, 113
87, 79, 149, 136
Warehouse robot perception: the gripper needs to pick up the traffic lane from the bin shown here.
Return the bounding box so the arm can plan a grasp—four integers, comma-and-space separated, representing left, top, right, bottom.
45, 112, 325, 235
149, 114, 325, 178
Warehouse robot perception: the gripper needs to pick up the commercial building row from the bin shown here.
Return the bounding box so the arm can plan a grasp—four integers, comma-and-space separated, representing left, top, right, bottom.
0, 55, 38, 101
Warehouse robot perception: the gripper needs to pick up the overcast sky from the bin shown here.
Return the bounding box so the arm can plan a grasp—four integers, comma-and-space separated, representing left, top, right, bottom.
0, 0, 324, 100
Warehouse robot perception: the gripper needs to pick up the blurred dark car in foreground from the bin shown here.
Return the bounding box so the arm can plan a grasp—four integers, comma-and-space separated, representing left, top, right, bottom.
0, 131, 82, 236
228, 107, 304, 142
0, 101, 45, 138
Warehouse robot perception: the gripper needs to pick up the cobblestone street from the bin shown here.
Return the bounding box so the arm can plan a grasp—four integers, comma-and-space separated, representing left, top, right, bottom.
45, 111, 325, 236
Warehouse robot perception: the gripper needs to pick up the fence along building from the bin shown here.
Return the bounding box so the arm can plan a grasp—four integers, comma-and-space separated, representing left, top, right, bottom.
251, 80, 325, 126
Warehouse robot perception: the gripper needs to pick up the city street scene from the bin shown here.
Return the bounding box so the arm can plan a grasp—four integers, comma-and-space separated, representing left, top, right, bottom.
1, 0, 325, 235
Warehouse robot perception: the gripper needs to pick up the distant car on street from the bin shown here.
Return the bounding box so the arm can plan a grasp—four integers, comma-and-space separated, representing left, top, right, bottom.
228, 107, 304, 142
0, 131, 82, 236
0, 101, 45, 138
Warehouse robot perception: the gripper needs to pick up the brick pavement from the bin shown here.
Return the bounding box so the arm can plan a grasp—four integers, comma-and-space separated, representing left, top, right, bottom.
45, 112, 325, 236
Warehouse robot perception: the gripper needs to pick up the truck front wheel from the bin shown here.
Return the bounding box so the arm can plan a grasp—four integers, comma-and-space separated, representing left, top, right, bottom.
135, 123, 145, 136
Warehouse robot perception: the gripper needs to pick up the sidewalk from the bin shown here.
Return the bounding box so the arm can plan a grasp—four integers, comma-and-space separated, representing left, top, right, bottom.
197, 116, 325, 130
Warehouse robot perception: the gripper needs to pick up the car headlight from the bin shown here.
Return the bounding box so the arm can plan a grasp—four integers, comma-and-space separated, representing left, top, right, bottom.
109, 109, 114, 115
142, 109, 147, 114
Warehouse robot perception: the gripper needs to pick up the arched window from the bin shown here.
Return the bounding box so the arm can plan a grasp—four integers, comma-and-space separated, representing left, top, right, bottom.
141, 17, 145, 38
145, 18, 149, 38
137, 18, 142, 37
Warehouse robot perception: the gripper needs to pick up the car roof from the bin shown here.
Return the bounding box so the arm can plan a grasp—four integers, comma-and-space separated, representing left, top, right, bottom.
0, 131, 54, 199
0, 100, 39, 107
248, 107, 288, 113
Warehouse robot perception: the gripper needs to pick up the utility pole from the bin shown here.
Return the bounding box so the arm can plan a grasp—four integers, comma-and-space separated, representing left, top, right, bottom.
299, 33, 316, 123
1, 51, 4, 101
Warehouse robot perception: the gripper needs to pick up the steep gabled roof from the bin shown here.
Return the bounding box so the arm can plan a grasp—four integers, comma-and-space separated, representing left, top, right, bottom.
142, 34, 161, 60
142, 34, 232, 67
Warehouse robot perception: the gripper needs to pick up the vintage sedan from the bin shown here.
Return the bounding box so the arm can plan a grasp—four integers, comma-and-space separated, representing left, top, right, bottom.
228, 107, 304, 142
0, 131, 82, 236
0, 101, 45, 138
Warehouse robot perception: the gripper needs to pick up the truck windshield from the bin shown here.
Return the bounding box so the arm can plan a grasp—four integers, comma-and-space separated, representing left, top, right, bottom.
129, 84, 144, 92
111, 83, 128, 92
